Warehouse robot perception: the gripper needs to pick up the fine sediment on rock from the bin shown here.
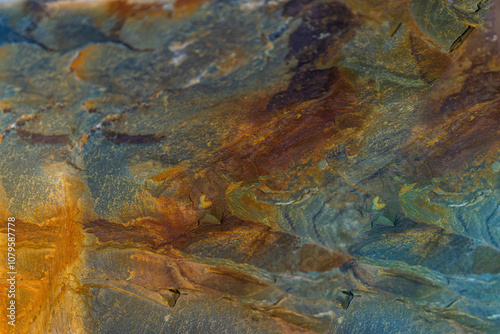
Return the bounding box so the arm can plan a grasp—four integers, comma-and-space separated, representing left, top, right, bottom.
0, 0, 499, 333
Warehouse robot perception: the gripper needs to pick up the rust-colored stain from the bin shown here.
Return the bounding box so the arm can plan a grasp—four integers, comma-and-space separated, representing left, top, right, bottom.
1, 0, 499, 333
174, 0, 210, 15
150, 164, 186, 182
218, 68, 363, 182
70, 45, 99, 81
0, 221, 57, 245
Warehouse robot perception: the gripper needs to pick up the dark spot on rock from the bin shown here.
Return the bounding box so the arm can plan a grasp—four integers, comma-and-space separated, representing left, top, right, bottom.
336, 290, 354, 309
339, 260, 356, 273
16, 128, 70, 145
439, 93, 464, 114
287, 1, 353, 67
102, 130, 165, 144
267, 68, 340, 111
166, 289, 181, 307
438, 71, 500, 114
282, 0, 314, 17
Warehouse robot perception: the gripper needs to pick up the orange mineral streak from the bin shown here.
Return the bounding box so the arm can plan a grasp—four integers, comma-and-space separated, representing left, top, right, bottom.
0, 176, 87, 333
174, 0, 208, 12
106, 0, 167, 19
70, 45, 100, 81
150, 164, 186, 182
104, 0, 172, 36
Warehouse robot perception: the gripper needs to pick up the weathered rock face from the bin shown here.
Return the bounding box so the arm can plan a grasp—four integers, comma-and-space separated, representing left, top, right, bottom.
0, 0, 498, 333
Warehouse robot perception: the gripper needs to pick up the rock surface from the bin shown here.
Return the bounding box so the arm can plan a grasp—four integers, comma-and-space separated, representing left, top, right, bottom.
0, 0, 499, 333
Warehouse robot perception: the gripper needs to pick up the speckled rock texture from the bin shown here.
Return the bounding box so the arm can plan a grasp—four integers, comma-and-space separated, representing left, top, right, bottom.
0, 0, 499, 333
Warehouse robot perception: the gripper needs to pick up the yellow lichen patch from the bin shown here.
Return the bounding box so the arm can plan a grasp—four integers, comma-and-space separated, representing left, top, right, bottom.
399, 183, 415, 195
198, 194, 212, 209
224, 181, 243, 194
372, 196, 386, 210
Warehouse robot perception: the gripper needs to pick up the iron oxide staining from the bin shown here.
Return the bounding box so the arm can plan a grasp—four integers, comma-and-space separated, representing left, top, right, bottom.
1, 0, 499, 332
83, 218, 170, 249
